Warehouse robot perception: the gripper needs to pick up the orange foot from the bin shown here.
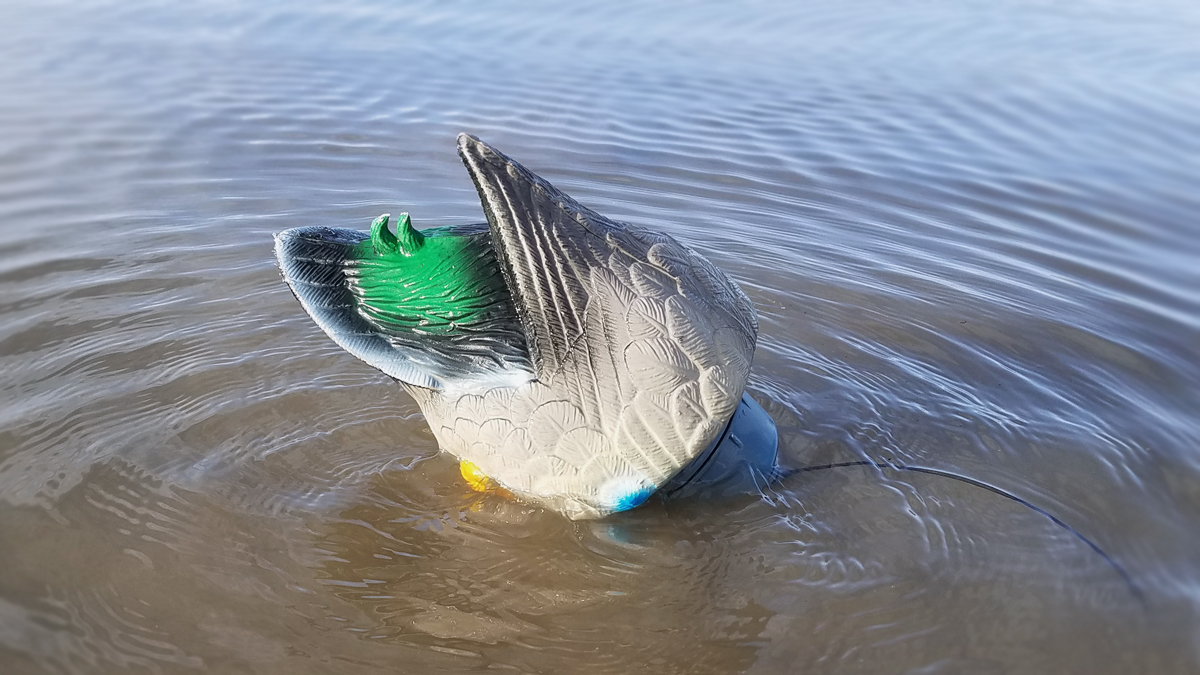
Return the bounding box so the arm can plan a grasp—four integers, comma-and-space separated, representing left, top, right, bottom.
459, 460, 513, 499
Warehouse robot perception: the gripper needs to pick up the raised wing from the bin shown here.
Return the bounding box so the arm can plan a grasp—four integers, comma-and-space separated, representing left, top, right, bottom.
457, 134, 621, 382
274, 221, 534, 391
453, 134, 760, 508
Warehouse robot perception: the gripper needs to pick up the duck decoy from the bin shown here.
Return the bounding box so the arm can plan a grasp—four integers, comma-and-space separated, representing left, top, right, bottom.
274, 134, 777, 519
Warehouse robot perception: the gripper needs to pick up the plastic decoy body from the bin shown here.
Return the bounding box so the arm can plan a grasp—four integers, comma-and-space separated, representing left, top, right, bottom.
275, 134, 777, 519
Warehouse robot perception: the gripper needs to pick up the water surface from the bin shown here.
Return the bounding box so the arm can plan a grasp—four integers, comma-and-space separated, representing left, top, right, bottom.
2, 1, 1199, 672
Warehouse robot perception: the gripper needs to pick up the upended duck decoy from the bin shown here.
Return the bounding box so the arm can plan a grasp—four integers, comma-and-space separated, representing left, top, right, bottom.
275, 134, 777, 519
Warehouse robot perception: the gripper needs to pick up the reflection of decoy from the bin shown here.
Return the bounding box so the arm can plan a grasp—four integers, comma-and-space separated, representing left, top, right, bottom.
275, 134, 777, 519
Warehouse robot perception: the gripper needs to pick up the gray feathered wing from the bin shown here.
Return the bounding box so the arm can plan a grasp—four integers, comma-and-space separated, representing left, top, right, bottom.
455, 134, 759, 499
274, 222, 534, 391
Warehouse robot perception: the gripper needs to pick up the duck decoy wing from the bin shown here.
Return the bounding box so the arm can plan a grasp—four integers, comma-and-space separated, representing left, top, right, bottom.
457, 134, 759, 480
457, 134, 615, 382
274, 219, 535, 391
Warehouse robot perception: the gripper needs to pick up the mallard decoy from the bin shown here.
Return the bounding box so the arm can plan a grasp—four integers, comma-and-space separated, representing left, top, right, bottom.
274, 134, 777, 519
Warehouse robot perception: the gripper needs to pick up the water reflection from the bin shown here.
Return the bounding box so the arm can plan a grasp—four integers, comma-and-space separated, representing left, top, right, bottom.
306, 425, 1155, 673
314, 466, 764, 672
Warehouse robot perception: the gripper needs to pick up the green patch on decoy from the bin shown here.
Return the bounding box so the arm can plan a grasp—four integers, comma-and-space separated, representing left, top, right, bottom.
347, 213, 511, 337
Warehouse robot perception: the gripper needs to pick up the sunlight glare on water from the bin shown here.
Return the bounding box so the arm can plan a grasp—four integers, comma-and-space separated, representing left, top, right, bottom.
1, 0, 1199, 673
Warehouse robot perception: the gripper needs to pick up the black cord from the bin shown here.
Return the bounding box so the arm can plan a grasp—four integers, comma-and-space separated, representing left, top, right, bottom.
779, 460, 1143, 601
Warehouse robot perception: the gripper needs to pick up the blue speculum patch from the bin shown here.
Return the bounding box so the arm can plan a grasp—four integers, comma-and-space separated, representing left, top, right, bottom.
612, 485, 654, 512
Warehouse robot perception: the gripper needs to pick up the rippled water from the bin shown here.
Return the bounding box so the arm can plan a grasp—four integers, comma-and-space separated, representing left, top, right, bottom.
2, 0, 1199, 672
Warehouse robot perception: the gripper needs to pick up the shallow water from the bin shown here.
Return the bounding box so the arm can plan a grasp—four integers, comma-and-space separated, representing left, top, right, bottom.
2, 0, 1199, 672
